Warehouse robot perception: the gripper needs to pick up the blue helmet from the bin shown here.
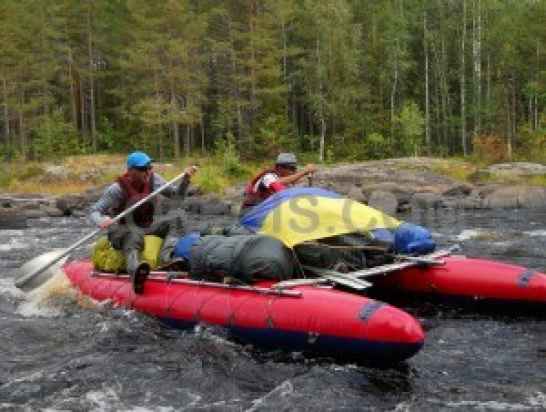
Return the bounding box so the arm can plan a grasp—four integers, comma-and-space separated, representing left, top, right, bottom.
127, 151, 153, 168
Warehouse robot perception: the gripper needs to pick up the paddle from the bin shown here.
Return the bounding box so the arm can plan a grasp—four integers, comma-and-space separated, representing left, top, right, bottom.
14, 169, 194, 292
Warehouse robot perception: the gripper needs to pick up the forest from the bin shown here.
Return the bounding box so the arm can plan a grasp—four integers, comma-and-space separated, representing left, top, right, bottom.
0, 0, 545, 164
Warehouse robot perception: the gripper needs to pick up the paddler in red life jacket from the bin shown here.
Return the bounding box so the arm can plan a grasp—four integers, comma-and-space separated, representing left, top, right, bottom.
240, 152, 317, 215
89, 151, 197, 294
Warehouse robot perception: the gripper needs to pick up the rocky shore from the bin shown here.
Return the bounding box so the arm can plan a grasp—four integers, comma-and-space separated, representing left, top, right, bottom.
1, 158, 545, 229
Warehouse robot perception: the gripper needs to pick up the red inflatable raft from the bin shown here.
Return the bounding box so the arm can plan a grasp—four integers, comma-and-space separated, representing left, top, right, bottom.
371, 255, 546, 305
64, 260, 425, 362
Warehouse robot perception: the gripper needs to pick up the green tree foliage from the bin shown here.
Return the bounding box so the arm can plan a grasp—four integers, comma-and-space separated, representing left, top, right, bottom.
0, 0, 544, 162
32, 110, 82, 160
397, 101, 425, 156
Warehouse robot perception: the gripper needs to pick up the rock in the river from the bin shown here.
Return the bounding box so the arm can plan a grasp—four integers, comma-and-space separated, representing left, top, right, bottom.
483, 186, 546, 209
368, 190, 398, 215
56, 194, 88, 215
41, 205, 65, 217
0, 208, 27, 228
411, 193, 443, 209
518, 187, 546, 208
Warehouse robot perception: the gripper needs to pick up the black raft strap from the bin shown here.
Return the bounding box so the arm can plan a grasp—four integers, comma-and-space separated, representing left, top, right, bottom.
359, 301, 385, 321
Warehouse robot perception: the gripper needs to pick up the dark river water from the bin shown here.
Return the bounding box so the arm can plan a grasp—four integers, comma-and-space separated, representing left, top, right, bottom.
1, 208, 546, 411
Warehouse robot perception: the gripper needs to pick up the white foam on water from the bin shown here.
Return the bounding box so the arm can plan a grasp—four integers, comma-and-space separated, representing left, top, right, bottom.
85, 387, 122, 412
392, 401, 413, 412
491, 240, 513, 248
0, 238, 27, 251
528, 391, 546, 408
0, 229, 25, 237
16, 300, 63, 318
0, 277, 25, 299
15, 271, 75, 318
84, 386, 189, 412
247, 380, 294, 412
193, 324, 239, 348
524, 230, 546, 237
455, 229, 482, 241
445, 400, 535, 411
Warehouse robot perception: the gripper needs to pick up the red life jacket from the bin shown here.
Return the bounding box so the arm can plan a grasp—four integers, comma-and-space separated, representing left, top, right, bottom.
114, 172, 154, 228
241, 167, 284, 209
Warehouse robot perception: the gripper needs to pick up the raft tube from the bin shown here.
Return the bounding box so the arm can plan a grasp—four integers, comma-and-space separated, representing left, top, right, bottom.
64, 260, 424, 363
373, 255, 546, 305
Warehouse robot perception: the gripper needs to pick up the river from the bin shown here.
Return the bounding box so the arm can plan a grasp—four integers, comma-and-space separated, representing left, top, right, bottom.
1, 208, 546, 411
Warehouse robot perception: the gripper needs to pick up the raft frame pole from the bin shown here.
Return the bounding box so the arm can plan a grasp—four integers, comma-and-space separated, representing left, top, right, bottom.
273, 246, 460, 290
92, 271, 303, 298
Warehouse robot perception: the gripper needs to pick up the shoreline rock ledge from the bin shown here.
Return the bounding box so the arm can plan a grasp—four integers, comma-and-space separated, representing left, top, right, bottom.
1, 159, 545, 227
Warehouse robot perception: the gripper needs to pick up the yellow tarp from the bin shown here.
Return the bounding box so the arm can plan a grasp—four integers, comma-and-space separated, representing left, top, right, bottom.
258, 196, 400, 247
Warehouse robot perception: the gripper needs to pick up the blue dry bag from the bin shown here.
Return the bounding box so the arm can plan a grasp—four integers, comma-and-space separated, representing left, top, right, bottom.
394, 223, 436, 255
173, 232, 202, 260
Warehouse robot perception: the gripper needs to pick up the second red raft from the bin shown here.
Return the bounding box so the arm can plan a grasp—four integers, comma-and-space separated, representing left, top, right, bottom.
372, 255, 546, 305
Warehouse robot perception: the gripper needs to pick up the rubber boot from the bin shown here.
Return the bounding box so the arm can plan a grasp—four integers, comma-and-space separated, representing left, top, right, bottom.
156, 236, 187, 272
159, 240, 175, 266
127, 250, 150, 294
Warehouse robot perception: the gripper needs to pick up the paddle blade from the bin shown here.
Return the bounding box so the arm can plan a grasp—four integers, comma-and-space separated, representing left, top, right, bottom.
14, 249, 69, 292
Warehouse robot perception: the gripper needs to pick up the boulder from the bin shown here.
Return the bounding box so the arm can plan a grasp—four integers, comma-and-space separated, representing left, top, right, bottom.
368, 190, 398, 215
0, 208, 27, 229
361, 183, 412, 204
458, 196, 484, 209
83, 186, 107, 203
183, 198, 202, 214
411, 193, 443, 209
484, 162, 546, 177
23, 209, 48, 219
482, 187, 520, 209
200, 201, 232, 215
517, 187, 546, 208
442, 183, 475, 197
41, 205, 65, 218
183, 195, 231, 215
346, 186, 367, 203
55, 194, 87, 214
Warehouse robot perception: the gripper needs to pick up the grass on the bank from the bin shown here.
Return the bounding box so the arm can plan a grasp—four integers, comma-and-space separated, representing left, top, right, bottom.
473, 171, 546, 186
0, 154, 124, 195
1, 153, 545, 195
422, 158, 546, 187
0, 153, 265, 195
427, 158, 480, 182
